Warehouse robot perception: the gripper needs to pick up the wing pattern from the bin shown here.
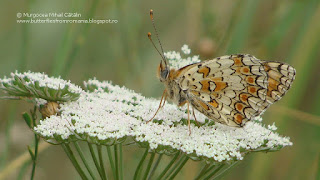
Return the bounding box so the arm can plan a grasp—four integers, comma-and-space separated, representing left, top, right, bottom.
177, 54, 296, 127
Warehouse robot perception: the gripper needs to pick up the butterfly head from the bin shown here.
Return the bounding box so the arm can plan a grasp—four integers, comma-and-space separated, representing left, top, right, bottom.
157, 61, 170, 82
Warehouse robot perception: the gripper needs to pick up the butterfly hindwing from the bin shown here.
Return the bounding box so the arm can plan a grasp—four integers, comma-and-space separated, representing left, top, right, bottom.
177, 54, 296, 126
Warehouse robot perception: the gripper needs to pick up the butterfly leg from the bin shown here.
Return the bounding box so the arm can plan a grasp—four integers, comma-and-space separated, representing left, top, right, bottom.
192, 106, 200, 127
187, 101, 191, 135
161, 93, 167, 108
147, 89, 167, 123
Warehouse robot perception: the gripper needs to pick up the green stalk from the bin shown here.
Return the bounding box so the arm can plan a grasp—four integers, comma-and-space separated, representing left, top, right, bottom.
148, 154, 163, 180
74, 142, 96, 179
195, 163, 217, 179
61, 144, 88, 180
97, 145, 107, 180
212, 161, 239, 180
30, 135, 39, 180
142, 152, 155, 180
106, 146, 116, 179
133, 148, 149, 180
119, 144, 123, 180
114, 144, 119, 180
163, 154, 185, 180
155, 153, 180, 180
168, 156, 189, 179
203, 164, 225, 180
194, 163, 210, 180
30, 107, 39, 180
88, 143, 104, 179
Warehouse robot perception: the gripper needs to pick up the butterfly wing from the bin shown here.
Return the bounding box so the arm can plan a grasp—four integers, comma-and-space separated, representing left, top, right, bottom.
177, 54, 296, 126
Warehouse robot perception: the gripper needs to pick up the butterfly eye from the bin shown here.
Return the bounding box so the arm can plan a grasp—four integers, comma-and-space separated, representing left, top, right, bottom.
161, 69, 169, 79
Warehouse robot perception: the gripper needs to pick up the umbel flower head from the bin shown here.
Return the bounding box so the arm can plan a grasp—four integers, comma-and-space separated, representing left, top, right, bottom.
0, 45, 292, 164
0, 71, 82, 101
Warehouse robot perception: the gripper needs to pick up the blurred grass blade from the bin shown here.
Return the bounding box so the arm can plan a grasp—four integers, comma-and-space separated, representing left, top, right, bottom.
225, 0, 260, 54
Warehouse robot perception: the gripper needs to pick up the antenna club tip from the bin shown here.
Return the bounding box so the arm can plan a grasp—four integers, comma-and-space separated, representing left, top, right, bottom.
150, 9, 153, 19
147, 32, 152, 38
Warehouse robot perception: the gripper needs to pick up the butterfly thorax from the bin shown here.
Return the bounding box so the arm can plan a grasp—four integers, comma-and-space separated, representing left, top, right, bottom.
157, 63, 188, 106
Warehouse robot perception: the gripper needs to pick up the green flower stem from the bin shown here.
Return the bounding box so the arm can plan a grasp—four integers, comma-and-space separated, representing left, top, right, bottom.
142, 152, 155, 180
114, 144, 119, 180
212, 161, 239, 180
119, 144, 123, 180
203, 164, 225, 180
168, 156, 189, 179
61, 143, 88, 180
106, 146, 116, 179
30, 134, 39, 180
148, 154, 163, 180
163, 154, 185, 180
87, 143, 104, 180
73, 142, 96, 180
194, 163, 210, 180
97, 145, 107, 180
197, 163, 217, 179
155, 152, 180, 180
133, 148, 149, 180
30, 107, 39, 180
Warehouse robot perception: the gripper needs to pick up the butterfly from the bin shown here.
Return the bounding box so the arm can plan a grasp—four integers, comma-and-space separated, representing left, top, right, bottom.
147, 10, 296, 133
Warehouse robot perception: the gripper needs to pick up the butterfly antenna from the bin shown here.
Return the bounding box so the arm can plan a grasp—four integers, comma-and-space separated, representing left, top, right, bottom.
149, 9, 168, 66
148, 32, 166, 61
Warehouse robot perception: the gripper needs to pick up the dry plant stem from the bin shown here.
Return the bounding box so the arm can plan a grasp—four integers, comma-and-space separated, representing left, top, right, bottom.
155, 153, 180, 180
61, 143, 88, 180
0, 142, 50, 180
73, 142, 96, 179
272, 105, 320, 126
97, 145, 107, 180
87, 143, 104, 180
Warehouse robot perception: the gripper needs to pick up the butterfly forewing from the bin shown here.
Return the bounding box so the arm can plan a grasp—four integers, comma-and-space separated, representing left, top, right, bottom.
176, 54, 296, 126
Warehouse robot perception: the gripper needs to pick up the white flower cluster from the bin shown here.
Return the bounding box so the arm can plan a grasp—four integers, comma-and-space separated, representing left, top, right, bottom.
181, 44, 191, 55
11, 71, 83, 94
34, 79, 292, 162
164, 45, 200, 70
0, 45, 291, 162
0, 71, 83, 101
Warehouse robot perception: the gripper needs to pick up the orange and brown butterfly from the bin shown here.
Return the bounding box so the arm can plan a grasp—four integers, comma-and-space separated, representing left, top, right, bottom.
147, 9, 296, 134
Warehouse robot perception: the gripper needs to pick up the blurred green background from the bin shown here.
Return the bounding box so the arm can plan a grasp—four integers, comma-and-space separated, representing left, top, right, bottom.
0, 0, 319, 179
